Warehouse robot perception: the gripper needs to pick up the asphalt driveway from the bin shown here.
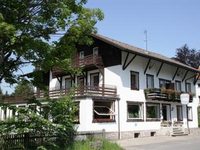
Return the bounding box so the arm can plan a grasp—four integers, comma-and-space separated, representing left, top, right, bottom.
116, 135, 200, 150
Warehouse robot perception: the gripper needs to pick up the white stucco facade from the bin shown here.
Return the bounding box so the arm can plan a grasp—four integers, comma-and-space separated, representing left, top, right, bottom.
2, 35, 200, 139
44, 50, 199, 139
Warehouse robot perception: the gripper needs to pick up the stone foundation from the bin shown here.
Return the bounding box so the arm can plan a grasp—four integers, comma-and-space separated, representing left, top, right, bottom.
76, 128, 200, 140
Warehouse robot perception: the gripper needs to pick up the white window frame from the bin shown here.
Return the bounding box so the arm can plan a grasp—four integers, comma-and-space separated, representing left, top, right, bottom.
175, 80, 182, 92
79, 51, 84, 59
146, 74, 154, 89
127, 102, 144, 121
93, 101, 115, 122
146, 103, 160, 121
177, 105, 183, 121
93, 47, 99, 56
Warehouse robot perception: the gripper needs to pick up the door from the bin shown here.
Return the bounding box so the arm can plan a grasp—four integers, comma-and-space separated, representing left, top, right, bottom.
162, 104, 171, 121
162, 105, 167, 121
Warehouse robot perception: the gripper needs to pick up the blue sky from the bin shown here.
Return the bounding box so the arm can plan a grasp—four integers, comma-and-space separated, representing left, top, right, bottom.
1, 0, 200, 94
86, 0, 200, 56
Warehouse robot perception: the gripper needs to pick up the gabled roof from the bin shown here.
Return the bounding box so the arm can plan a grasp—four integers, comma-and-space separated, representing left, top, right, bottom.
92, 34, 200, 73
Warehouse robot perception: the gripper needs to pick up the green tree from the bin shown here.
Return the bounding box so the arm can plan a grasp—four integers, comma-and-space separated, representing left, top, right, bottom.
0, 0, 104, 84
0, 95, 77, 149
14, 80, 34, 99
175, 44, 200, 68
0, 1, 103, 149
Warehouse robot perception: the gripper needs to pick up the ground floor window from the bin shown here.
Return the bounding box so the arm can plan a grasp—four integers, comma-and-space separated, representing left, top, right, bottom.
74, 102, 80, 123
93, 100, 115, 123
187, 106, 193, 121
127, 102, 143, 121
146, 103, 160, 121
177, 105, 183, 121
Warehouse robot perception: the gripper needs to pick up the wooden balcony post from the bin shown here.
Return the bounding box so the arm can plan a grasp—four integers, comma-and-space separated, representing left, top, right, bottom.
102, 84, 105, 96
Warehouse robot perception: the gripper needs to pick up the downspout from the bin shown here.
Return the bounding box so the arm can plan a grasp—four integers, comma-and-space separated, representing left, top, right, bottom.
117, 98, 121, 139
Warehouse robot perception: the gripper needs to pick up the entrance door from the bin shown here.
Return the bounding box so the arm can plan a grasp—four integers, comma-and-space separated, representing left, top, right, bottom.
162, 104, 171, 121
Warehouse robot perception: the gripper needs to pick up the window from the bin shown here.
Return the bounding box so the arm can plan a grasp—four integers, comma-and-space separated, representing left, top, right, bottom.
79, 51, 84, 59
175, 81, 181, 92
187, 106, 193, 121
146, 74, 154, 89
65, 78, 72, 89
159, 79, 171, 89
146, 103, 160, 121
127, 102, 143, 121
177, 105, 183, 121
130, 71, 139, 90
93, 101, 115, 123
185, 82, 191, 93
90, 73, 99, 87
74, 102, 80, 123
93, 47, 99, 56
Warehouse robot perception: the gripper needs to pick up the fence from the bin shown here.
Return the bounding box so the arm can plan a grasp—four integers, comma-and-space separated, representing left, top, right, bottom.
2, 133, 58, 149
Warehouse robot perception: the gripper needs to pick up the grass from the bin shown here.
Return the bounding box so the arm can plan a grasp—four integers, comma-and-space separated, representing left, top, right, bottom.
67, 138, 123, 150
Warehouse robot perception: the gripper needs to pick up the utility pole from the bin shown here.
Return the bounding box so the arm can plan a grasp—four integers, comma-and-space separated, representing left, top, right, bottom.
144, 30, 148, 50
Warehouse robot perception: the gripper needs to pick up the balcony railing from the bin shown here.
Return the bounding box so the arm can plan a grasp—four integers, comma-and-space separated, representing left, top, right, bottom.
73, 55, 103, 68
51, 54, 103, 77
2, 96, 29, 104
144, 88, 193, 102
35, 85, 117, 99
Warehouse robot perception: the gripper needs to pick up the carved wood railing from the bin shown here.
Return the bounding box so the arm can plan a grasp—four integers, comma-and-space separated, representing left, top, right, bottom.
144, 88, 194, 102
73, 54, 103, 68
35, 85, 117, 99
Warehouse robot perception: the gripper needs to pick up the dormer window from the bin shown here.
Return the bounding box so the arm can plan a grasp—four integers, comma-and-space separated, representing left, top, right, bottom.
79, 51, 84, 59
93, 47, 98, 56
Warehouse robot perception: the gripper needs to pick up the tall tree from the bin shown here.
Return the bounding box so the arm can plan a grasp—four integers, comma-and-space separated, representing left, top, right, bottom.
175, 44, 200, 68
0, 0, 103, 84
14, 80, 34, 99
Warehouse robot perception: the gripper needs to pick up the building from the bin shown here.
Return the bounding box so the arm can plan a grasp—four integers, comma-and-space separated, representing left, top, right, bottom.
2, 34, 200, 139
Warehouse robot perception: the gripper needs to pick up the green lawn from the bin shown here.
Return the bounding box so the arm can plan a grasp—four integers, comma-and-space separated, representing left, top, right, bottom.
67, 139, 123, 150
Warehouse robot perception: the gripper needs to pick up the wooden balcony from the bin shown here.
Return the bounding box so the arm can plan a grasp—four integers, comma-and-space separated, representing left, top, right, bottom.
73, 54, 103, 68
2, 96, 29, 104
35, 85, 117, 99
144, 88, 193, 102
52, 54, 103, 78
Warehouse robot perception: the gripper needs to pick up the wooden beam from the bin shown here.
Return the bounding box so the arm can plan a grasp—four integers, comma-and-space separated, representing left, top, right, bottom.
156, 62, 164, 77
194, 73, 200, 85
122, 52, 129, 70
123, 54, 137, 70
172, 67, 179, 80
144, 58, 151, 74
182, 70, 189, 82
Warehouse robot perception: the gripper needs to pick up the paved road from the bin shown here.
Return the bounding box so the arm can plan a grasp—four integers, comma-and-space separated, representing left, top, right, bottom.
116, 135, 200, 150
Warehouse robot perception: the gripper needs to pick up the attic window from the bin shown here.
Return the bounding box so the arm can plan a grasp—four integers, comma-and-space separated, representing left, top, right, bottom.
93, 47, 99, 56
79, 51, 84, 59
93, 101, 115, 123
